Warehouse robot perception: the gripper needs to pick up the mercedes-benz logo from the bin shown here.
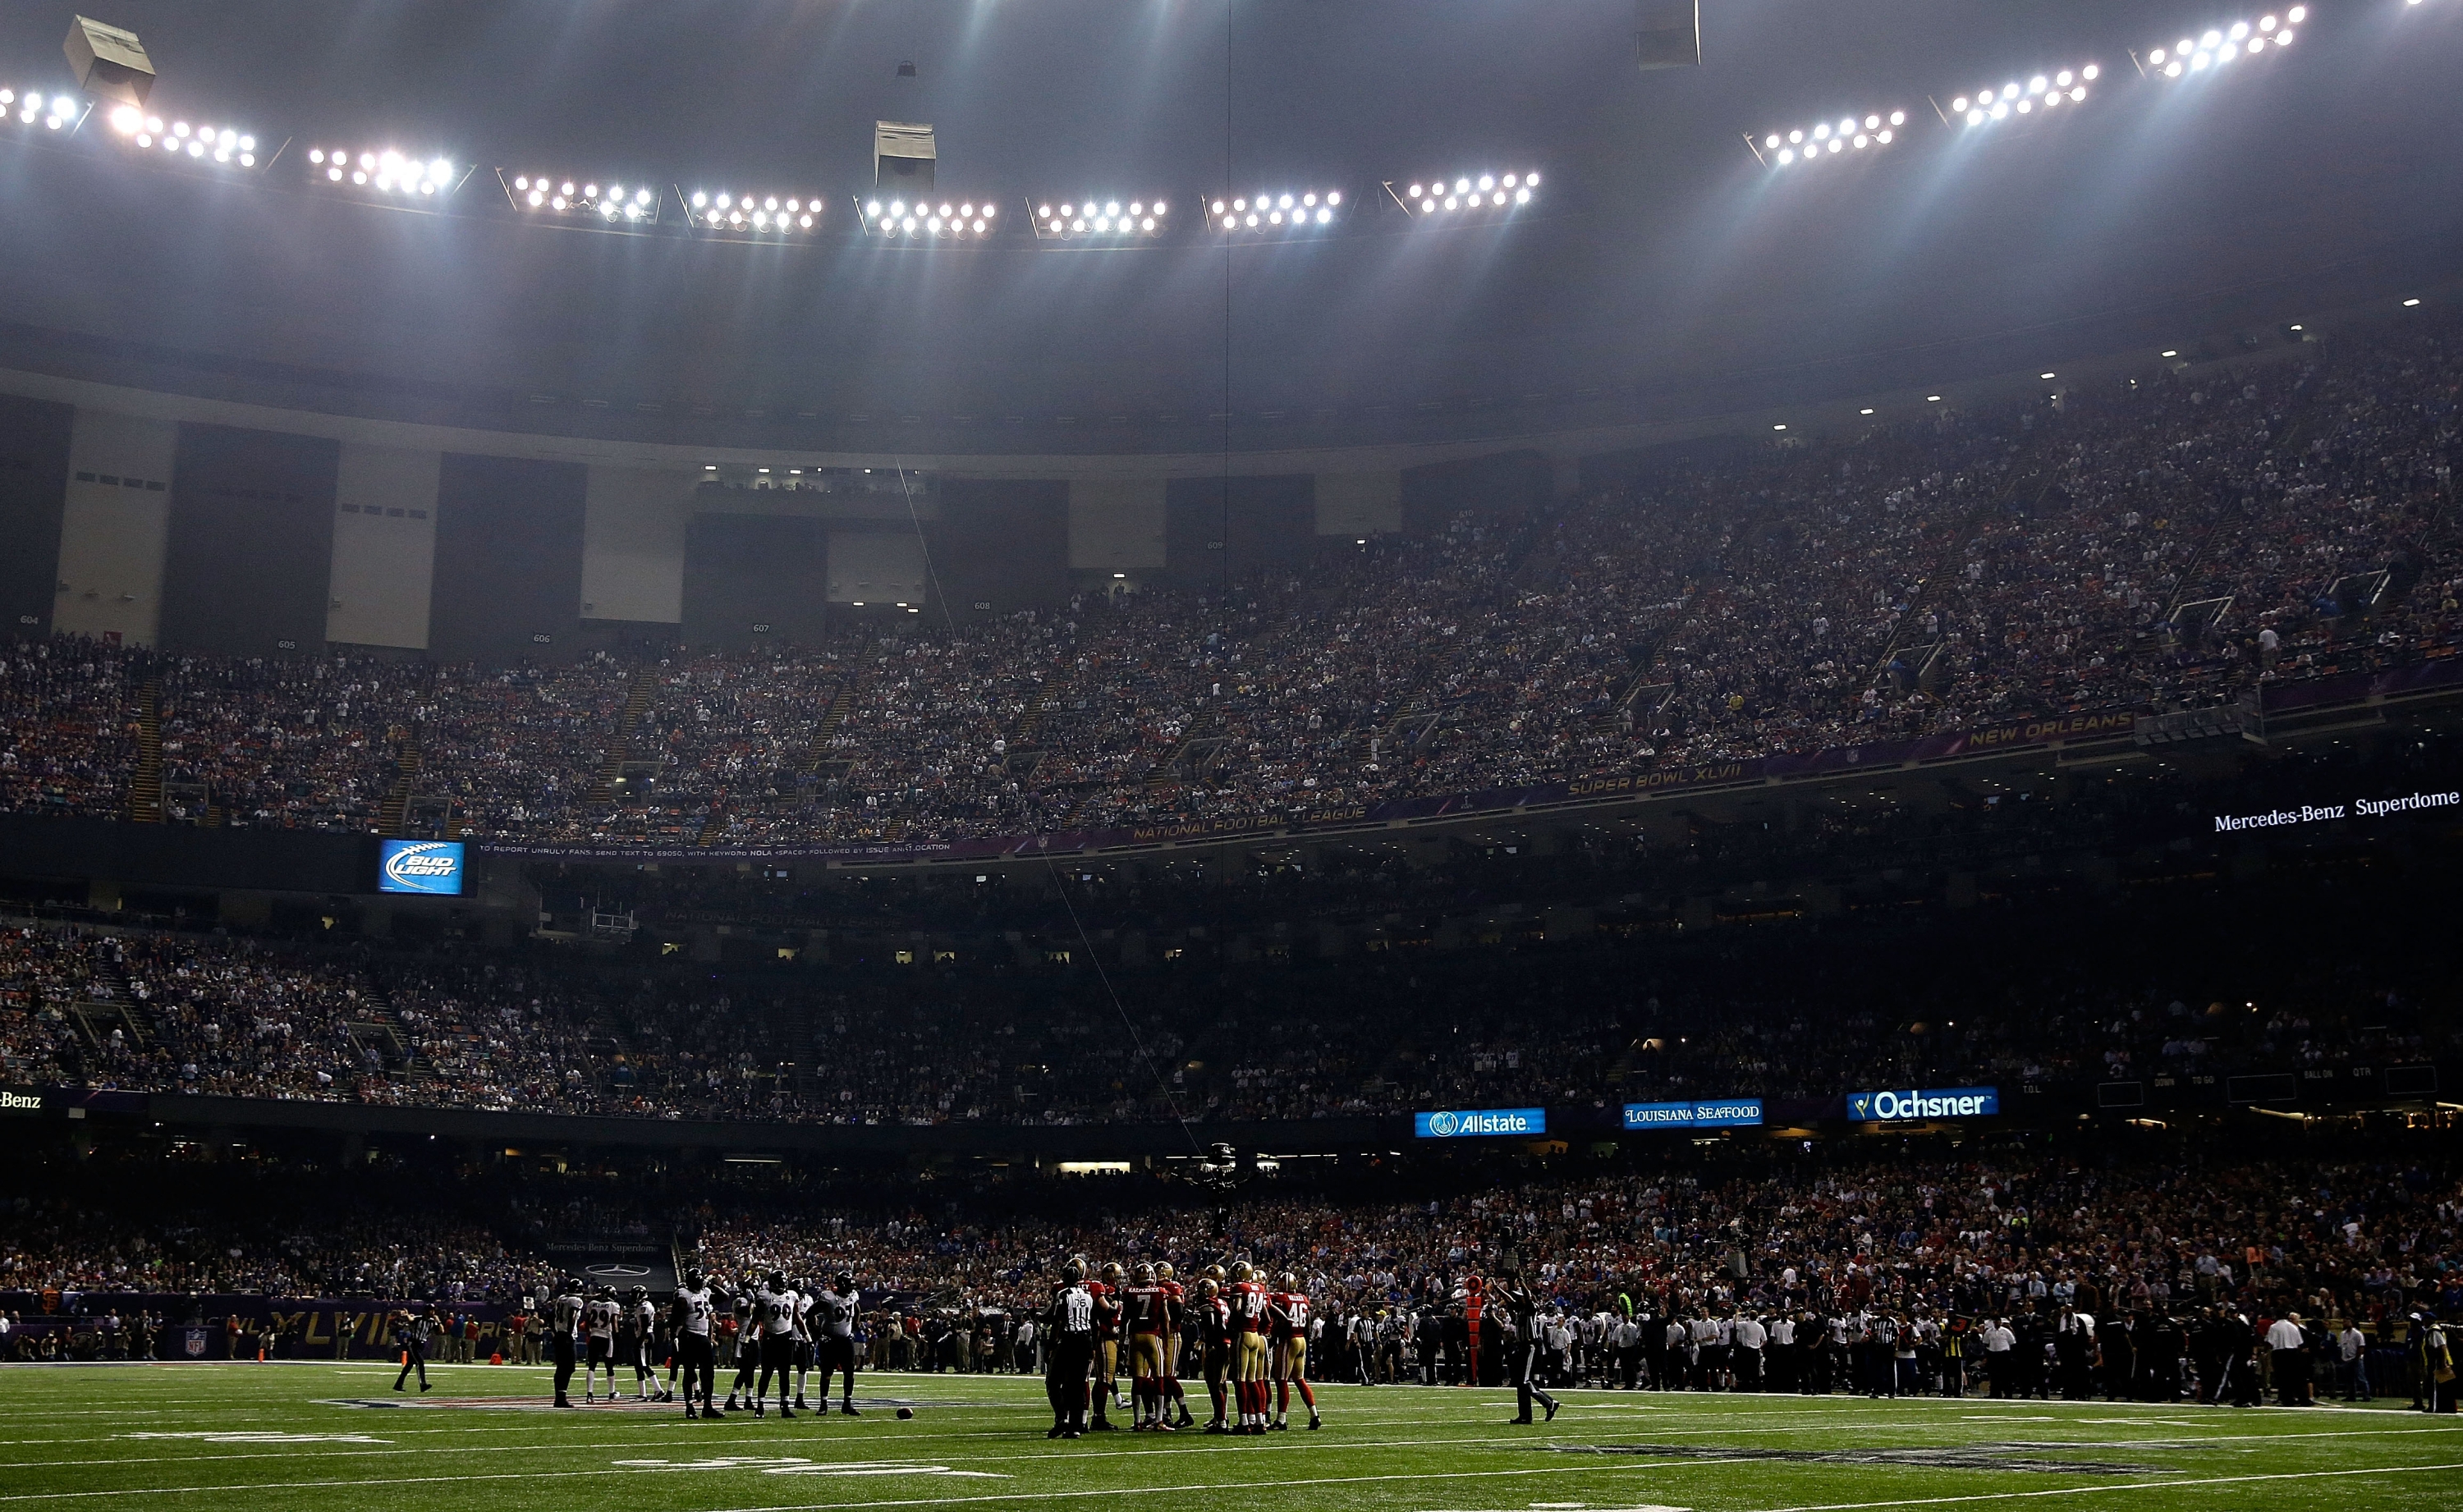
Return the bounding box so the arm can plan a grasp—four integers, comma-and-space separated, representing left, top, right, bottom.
585, 1263, 654, 1279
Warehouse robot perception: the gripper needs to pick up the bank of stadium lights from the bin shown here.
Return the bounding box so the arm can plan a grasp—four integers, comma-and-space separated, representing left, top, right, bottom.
1, 86, 86, 132
104, 104, 256, 167
857, 195, 995, 238
307, 146, 457, 196
507, 173, 660, 225
2144, 9, 2301, 77
1209, 189, 1343, 233
1764, 113, 1903, 167
1951, 66, 2098, 127
1031, 195, 1168, 240
687, 189, 821, 234
1388, 171, 1540, 216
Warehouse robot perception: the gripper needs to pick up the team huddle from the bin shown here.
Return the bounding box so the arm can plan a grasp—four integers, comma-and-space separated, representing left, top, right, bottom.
538, 1269, 864, 1419
1037, 1258, 1320, 1438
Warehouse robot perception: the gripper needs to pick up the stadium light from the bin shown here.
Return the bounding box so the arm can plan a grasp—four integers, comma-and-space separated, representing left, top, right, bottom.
1208, 188, 1346, 235
1760, 114, 1903, 167
856, 194, 996, 239
1, 85, 89, 133
113, 109, 258, 167
1030, 194, 1169, 240
1951, 65, 2098, 127
307, 145, 460, 197
2144, 9, 2300, 78
1385, 169, 1542, 216
686, 186, 823, 235
504, 172, 663, 225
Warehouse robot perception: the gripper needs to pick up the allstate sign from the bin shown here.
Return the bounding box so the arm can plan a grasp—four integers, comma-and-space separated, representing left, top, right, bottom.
1623, 1097, 1764, 1130
378, 839, 466, 896
1848, 1085, 1999, 1122
1414, 1107, 1546, 1139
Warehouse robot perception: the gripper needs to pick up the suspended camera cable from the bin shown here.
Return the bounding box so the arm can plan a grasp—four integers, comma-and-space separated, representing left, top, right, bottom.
892, 455, 959, 635
1038, 850, 1205, 1153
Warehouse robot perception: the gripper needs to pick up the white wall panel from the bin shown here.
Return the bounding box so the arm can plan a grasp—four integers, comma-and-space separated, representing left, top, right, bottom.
325, 443, 438, 648
52, 410, 177, 644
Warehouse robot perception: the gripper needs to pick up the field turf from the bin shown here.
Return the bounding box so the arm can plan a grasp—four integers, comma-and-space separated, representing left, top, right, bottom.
2, 1363, 2458, 1512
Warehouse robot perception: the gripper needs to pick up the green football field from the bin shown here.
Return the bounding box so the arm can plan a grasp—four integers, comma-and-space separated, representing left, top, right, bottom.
2, 1363, 2458, 1512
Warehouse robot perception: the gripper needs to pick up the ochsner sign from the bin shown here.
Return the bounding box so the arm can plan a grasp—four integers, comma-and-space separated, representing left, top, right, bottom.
1849, 1085, 2000, 1122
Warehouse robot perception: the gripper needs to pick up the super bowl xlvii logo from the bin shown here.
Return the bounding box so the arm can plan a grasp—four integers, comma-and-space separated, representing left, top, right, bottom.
378, 840, 465, 896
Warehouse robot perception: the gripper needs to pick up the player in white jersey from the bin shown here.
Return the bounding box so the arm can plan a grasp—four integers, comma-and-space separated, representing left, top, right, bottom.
629, 1288, 666, 1401
670, 1269, 722, 1418
751, 1272, 801, 1418
811, 1271, 862, 1416
583, 1287, 621, 1402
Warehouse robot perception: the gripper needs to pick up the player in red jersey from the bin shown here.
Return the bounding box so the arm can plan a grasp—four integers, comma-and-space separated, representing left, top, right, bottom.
1121, 1263, 1174, 1430
1087, 1261, 1124, 1431
1154, 1262, 1194, 1428
1267, 1271, 1323, 1430
1196, 1272, 1232, 1432
1227, 1261, 1273, 1434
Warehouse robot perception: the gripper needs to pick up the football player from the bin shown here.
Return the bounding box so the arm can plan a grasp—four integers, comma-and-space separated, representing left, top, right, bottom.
1154, 1262, 1194, 1428
1268, 1271, 1322, 1430
1121, 1262, 1172, 1430
1197, 1269, 1232, 1432
671, 1269, 721, 1418
813, 1271, 862, 1416
752, 1271, 800, 1418
1088, 1261, 1125, 1430
1227, 1262, 1272, 1434
583, 1286, 620, 1403
549, 1280, 585, 1409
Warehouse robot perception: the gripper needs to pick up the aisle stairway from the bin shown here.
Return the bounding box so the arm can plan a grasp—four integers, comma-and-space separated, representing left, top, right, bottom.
587, 666, 662, 804
126, 680, 163, 823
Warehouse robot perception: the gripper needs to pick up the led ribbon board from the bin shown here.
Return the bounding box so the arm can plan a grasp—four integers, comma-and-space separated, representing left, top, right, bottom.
1847, 1085, 1999, 1121
1414, 1107, 1546, 1138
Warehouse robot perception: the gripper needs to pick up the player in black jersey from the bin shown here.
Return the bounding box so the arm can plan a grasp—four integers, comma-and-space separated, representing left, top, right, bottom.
671, 1270, 721, 1418
724, 1293, 759, 1412
811, 1271, 862, 1416
548, 1282, 585, 1409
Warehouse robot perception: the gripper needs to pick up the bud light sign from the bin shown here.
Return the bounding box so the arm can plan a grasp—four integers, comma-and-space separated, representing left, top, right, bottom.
1847, 1085, 1999, 1122
378, 839, 466, 896
1414, 1107, 1546, 1139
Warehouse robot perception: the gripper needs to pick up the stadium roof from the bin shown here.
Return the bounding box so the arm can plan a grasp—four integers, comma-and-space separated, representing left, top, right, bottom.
0, 0, 2453, 452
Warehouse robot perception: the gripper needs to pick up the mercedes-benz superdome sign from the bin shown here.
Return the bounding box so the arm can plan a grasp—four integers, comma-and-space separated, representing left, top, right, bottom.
378, 839, 466, 896
1847, 1085, 1999, 1121
1622, 1097, 1764, 1129
1413, 1107, 1546, 1139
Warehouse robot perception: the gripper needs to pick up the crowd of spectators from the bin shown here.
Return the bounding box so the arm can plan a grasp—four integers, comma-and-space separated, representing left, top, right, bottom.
2, 825, 2452, 1125
1, 323, 2452, 846
10, 1134, 2456, 1403
679, 1145, 2463, 1393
